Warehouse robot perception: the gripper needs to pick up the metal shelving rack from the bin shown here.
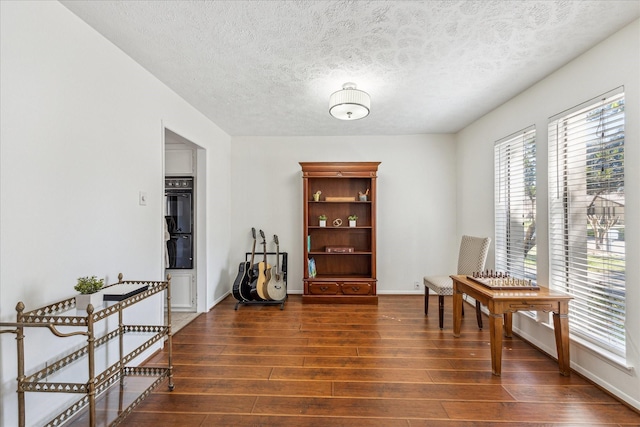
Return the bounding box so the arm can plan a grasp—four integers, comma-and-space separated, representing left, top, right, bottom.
0, 273, 174, 427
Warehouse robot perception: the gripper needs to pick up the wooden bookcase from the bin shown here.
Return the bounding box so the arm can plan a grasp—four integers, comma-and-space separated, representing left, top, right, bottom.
300, 162, 380, 304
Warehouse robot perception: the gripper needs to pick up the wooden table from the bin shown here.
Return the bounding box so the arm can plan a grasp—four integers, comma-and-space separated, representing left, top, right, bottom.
451, 274, 573, 376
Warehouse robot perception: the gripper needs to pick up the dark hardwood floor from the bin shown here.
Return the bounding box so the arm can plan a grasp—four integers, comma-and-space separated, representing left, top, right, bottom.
121, 294, 640, 426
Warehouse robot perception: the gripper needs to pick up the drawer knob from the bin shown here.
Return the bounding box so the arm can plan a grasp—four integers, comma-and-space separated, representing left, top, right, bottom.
351, 286, 360, 292
320, 286, 329, 292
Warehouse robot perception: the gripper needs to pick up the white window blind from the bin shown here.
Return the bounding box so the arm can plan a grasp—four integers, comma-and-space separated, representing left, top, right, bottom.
548, 88, 626, 355
494, 126, 537, 282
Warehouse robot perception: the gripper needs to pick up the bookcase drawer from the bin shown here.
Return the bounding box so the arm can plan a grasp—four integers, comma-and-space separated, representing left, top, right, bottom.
308, 282, 340, 295
341, 282, 373, 295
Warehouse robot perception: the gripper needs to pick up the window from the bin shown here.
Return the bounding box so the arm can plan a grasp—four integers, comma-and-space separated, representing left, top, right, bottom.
494, 126, 537, 282
548, 88, 626, 355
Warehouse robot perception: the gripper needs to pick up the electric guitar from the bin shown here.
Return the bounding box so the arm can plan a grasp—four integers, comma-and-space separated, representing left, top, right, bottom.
232, 227, 256, 301
252, 229, 272, 300
266, 234, 286, 301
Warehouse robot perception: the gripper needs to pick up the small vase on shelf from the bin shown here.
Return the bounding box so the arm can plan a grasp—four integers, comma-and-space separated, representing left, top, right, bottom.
74, 275, 105, 310
75, 292, 104, 310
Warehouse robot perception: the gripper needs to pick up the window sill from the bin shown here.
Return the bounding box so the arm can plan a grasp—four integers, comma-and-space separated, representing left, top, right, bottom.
535, 315, 634, 375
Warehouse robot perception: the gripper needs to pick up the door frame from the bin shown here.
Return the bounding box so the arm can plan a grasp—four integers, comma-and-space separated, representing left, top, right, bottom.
162, 122, 207, 313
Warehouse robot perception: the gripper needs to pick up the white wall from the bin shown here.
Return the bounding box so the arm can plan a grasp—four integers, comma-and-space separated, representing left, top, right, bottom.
0, 2, 231, 426
456, 20, 640, 410
230, 135, 457, 295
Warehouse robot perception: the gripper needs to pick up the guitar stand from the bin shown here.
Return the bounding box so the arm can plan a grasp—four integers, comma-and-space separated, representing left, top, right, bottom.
234, 297, 287, 310
234, 252, 288, 310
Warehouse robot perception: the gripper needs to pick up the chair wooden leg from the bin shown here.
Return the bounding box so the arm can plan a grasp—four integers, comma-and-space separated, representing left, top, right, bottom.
424, 287, 429, 315
475, 301, 483, 329
438, 295, 444, 329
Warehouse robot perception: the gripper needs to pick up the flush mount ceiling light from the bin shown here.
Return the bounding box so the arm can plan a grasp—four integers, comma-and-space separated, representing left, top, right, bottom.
329, 82, 370, 120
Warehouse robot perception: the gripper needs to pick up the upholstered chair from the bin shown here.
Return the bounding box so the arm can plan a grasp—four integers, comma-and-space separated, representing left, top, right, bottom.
423, 235, 491, 329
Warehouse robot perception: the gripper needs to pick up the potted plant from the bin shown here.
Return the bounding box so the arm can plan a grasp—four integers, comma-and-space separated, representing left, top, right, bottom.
318, 214, 327, 227
348, 215, 358, 227
75, 275, 105, 309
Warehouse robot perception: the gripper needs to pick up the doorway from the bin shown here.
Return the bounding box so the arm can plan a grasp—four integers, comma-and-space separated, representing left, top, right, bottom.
163, 128, 205, 317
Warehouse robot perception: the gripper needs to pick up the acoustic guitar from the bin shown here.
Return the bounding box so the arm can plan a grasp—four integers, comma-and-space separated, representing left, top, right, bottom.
266, 234, 286, 301
232, 227, 256, 301
252, 229, 272, 300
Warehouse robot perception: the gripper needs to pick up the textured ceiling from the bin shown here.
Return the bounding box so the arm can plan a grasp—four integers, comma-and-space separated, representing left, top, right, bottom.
60, 1, 640, 136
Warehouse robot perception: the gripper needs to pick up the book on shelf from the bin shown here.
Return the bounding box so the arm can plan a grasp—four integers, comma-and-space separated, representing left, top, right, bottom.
308, 258, 317, 278
307, 235, 311, 252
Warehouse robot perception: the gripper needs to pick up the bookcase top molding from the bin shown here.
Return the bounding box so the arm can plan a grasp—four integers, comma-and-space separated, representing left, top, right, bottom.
299, 162, 381, 177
